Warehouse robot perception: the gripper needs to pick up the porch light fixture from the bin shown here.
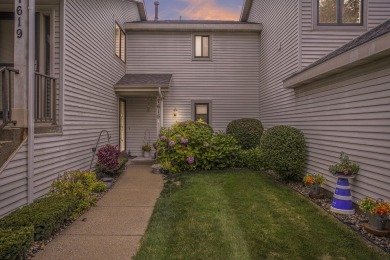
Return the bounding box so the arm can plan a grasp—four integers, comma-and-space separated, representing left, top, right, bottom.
173, 107, 177, 117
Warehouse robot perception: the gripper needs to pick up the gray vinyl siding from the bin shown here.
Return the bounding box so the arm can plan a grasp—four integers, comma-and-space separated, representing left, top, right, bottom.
0, 0, 61, 217
33, 0, 140, 198
125, 97, 157, 157
248, 0, 390, 202
126, 32, 260, 131
0, 0, 140, 217
301, 0, 390, 68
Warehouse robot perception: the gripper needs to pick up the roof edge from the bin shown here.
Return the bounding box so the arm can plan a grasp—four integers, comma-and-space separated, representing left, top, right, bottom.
124, 22, 262, 32
240, 0, 253, 22
283, 33, 390, 89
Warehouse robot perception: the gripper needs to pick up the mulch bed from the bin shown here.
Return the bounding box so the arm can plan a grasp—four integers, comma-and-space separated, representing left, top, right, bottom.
286, 179, 390, 254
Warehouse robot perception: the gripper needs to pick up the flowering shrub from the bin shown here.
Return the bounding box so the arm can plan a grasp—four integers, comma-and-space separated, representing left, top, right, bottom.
359, 198, 389, 215
303, 173, 326, 185
156, 120, 239, 173
96, 145, 127, 175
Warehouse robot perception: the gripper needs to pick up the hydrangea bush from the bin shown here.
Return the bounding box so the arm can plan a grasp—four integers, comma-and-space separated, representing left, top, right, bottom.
156, 120, 239, 173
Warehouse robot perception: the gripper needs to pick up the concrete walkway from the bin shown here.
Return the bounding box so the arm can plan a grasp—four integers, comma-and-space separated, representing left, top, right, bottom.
35, 164, 163, 260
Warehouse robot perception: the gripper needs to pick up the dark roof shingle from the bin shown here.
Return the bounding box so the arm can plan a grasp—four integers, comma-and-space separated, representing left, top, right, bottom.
115, 74, 172, 87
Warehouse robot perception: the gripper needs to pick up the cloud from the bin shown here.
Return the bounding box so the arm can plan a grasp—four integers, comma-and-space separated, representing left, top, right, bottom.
179, 0, 240, 20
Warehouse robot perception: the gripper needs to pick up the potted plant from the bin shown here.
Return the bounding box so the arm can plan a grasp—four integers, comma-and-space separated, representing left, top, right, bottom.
151, 163, 162, 174
303, 173, 326, 199
329, 152, 359, 176
142, 144, 152, 158
160, 158, 171, 175
360, 198, 389, 232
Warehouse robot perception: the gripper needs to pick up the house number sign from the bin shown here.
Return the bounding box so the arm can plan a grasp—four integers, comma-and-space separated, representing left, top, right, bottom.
16, 0, 23, 38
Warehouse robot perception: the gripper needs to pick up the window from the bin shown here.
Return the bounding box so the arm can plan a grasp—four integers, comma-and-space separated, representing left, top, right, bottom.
193, 102, 211, 125
317, 0, 363, 25
35, 13, 53, 74
194, 35, 210, 58
115, 22, 126, 62
0, 13, 14, 66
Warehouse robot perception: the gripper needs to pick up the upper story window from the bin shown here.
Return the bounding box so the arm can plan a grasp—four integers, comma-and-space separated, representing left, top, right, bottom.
194, 35, 211, 59
115, 22, 126, 63
318, 0, 363, 26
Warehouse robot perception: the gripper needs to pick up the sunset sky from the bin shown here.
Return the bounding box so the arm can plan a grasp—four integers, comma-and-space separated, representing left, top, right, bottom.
144, 0, 243, 21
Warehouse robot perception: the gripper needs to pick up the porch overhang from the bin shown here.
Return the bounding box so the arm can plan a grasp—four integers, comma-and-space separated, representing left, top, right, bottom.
114, 74, 172, 97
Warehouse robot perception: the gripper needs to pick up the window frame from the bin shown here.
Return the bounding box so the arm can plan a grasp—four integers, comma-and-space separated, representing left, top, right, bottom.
192, 100, 212, 125
192, 34, 212, 61
115, 22, 126, 63
313, 0, 367, 31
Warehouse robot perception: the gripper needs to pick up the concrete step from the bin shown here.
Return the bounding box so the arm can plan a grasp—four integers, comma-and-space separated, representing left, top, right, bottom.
0, 127, 23, 142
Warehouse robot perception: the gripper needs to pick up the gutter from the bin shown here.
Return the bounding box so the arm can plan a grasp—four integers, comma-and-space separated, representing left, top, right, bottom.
28, 0, 35, 204
125, 22, 262, 32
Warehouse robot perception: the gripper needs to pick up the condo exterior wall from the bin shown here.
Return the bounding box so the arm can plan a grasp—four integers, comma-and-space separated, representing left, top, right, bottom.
125, 31, 261, 132
0, 0, 141, 217
300, 0, 390, 68
247, 0, 390, 202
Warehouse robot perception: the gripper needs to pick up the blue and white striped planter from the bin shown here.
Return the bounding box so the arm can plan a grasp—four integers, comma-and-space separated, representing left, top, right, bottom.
330, 177, 355, 215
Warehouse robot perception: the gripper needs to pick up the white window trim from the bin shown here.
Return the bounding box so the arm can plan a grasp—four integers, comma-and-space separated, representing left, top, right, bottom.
312, 0, 367, 31
114, 21, 126, 63
191, 100, 212, 126
36, 10, 55, 76
192, 33, 213, 61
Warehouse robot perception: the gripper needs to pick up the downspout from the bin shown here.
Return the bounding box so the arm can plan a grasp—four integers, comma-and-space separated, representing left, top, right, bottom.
27, 0, 35, 204
158, 87, 163, 128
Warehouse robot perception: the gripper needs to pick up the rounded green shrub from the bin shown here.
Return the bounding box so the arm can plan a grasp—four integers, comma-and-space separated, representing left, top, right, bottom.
235, 146, 265, 171
226, 118, 263, 149
260, 125, 306, 180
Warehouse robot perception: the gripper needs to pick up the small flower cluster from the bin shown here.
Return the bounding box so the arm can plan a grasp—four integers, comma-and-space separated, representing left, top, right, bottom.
187, 157, 195, 164
360, 198, 390, 216
303, 173, 326, 185
181, 138, 189, 144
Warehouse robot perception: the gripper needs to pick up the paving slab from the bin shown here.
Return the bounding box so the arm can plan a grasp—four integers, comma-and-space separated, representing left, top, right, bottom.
34, 235, 141, 260
34, 165, 164, 259
97, 188, 162, 207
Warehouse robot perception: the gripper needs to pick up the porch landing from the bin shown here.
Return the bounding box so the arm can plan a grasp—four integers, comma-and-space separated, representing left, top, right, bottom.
34, 164, 163, 260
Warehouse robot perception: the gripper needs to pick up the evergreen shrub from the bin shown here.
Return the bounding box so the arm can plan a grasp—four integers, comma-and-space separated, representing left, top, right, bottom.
259, 125, 306, 180
0, 226, 34, 260
0, 196, 77, 241
226, 118, 263, 149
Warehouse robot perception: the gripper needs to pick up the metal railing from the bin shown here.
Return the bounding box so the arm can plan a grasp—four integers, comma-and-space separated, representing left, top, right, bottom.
35, 72, 57, 124
89, 130, 111, 171
1, 67, 19, 130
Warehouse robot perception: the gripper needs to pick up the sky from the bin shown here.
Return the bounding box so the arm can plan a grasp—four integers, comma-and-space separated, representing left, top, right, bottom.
144, 0, 244, 21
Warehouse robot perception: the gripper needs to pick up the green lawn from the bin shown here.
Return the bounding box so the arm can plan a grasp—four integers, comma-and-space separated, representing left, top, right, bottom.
134, 170, 389, 260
